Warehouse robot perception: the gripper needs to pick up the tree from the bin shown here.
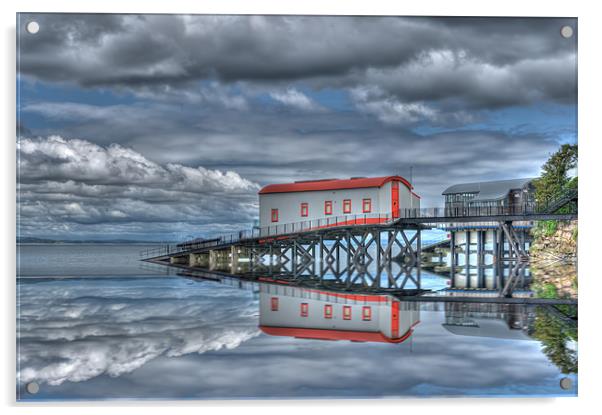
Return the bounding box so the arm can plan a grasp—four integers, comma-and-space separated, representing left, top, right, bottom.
532, 307, 578, 374
533, 144, 578, 205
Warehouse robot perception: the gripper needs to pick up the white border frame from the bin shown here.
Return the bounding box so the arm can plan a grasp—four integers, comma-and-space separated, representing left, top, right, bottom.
3, 1, 600, 413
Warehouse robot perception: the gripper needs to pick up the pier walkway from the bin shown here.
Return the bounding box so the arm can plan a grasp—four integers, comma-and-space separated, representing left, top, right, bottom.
140, 192, 577, 306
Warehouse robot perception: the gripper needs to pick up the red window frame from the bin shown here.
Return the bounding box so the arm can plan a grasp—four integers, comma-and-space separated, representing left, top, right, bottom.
343, 305, 352, 320
343, 199, 352, 214
300, 302, 309, 317
324, 304, 333, 319
300, 202, 309, 217
324, 200, 333, 215
362, 198, 372, 213
271, 208, 279, 222
362, 306, 372, 321
271, 297, 279, 311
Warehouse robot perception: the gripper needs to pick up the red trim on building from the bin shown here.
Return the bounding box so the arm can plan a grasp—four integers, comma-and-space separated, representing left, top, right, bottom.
343, 305, 352, 320
324, 304, 333, 319
391, 181, 399, 219
391, 301, 400, 338
343, 199, 352, 214
324, 200, 333, 215
258, 176, 413, 195
362, 306, 372, 321
259, 326, 415, 343
259, 216, 392, 243
259, 282, 399, 304
287, 287, 390, 303
300, 202, 308, 217
271, 208, 279, 222
362, 198, 372, 213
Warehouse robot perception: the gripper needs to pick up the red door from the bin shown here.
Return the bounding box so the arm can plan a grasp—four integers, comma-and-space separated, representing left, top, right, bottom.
391, 301, 400, 338
391, 181, 399, 218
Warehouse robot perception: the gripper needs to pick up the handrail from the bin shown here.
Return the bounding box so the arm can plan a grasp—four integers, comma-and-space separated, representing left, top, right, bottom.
141, 195, 577, 259
535, 187, 578, 214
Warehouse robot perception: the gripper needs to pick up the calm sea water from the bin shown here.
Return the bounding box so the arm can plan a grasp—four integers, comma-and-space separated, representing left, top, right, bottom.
16, 244, 577, 400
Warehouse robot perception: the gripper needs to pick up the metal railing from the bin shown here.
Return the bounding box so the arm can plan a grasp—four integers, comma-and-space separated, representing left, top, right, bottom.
534, 188, 578, 214
399, 204, 540, 219
141, 195, 577, 259
140, 212, 396, 258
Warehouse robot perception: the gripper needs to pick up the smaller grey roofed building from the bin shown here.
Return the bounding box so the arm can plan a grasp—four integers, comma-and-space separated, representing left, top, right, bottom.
442, 178, 535, 212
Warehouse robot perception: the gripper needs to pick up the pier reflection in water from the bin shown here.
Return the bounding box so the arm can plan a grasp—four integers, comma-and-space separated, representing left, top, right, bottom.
164, 225, 571, 300
181, 272, 577, 377
18, 245, 577, 400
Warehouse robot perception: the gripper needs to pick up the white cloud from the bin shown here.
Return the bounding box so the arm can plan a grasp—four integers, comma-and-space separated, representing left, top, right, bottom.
269, 88, 323, 111
350, 84, 475, 126
351, 86, 439, 124
18, 135, 258, 193
17, 278, 260, 386
17, 136, 260, 238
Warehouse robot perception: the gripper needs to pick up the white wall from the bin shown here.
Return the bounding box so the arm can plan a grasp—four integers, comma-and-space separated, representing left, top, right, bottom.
258, 284, 420, 339
258, 181, 417, 227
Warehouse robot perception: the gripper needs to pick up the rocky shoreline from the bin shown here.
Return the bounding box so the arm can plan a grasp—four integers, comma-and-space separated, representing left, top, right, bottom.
530, 220, 577, 298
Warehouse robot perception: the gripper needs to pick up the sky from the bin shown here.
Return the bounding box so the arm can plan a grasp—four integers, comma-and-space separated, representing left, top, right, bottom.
16, 14, 578, 241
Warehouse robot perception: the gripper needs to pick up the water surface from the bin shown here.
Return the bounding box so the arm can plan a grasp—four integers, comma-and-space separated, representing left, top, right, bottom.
16, 244, 577, 400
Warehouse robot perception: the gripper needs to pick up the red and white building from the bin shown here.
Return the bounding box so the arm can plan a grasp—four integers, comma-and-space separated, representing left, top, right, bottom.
259, 283, 420, 343
258, 175, 420, 228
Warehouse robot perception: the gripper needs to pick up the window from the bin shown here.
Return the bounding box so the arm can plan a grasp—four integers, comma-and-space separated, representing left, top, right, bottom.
343, 199, 352, 214
324, 304, 333, 319
300, 202, 309, 217
271, 297, 279, 311
362, 198, 372, 213
324, 200, 333, 215
300, 303, 309, 317
343, 305, 352, 320
271, 208, 279, 222
362, 306, 372, 321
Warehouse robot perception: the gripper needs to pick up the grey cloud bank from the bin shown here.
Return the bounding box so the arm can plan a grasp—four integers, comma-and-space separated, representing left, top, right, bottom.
17, 14, 576, 240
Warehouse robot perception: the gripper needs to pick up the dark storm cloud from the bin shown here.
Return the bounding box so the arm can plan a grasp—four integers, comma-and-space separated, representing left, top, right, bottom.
21, 101, 560, 203
18, 14, 577, 113
16, 14, 576, 239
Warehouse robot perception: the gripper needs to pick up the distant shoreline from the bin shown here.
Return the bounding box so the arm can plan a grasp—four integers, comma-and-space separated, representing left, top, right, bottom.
17, 238, 170, 245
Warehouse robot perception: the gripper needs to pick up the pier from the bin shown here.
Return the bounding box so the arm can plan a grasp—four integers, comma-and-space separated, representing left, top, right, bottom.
141, 189, 577, 306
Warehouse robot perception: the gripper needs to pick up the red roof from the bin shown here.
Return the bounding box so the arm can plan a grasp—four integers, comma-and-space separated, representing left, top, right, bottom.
258, 175, 413, 195
260, 326, 415, 343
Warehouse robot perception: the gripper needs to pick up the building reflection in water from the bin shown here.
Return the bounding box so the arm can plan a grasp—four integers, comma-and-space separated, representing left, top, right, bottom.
442, 303, 534, 340
258, 283, 420, 343
176, 271, 576, 374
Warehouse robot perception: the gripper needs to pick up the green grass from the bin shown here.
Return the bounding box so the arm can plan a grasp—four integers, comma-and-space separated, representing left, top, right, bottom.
537, 282, 559, 299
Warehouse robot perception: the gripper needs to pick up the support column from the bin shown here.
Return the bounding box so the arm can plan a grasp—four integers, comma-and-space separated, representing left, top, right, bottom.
477, 230, 484, 288
496, 224, 504, 288
450, 231, 456, 288
230, 245, 239, 274
465, 230, 471, 288
209, 250, 217, 271
292, 240, 298, 276
416, 229, 422, 290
